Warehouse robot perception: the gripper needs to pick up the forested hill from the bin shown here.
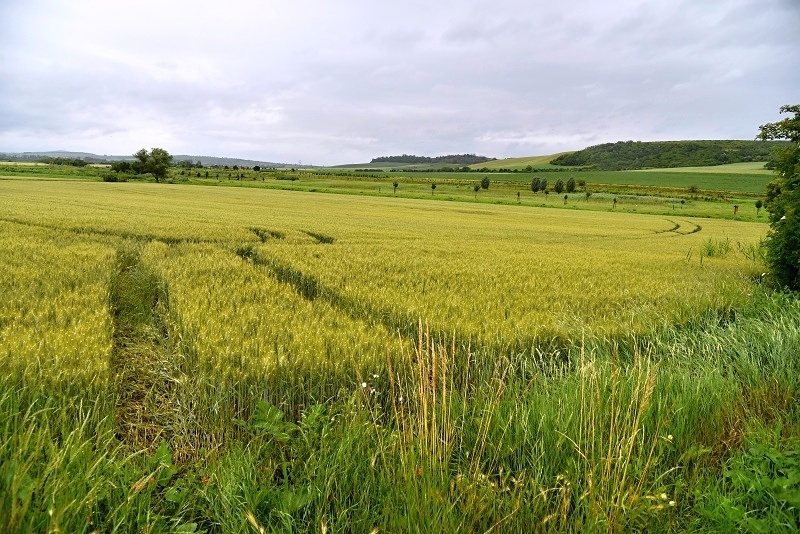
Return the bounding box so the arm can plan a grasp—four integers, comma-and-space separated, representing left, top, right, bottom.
371, 154, 495, 165
550, 140, 788, 170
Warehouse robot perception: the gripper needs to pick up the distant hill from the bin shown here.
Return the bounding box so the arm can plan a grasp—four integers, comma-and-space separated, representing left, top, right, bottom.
468, 153, 568, 170
370, 154, 495, 165
550, 140, 788, 171
0, 150, 291, 168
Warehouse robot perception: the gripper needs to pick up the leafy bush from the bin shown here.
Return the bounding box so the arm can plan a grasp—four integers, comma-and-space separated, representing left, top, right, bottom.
759, 105, 800, 289
698, 443, 800, 532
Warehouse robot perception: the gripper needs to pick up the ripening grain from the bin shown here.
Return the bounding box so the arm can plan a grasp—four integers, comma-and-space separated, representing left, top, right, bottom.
0, 221, 114, 384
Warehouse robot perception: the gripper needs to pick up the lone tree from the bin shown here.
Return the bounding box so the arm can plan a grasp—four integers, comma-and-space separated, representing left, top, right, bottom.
431, 183, 436, 195
393, 181, 398, 195
473, 183, 480, 198
755, 199, 763, 216
134, 148, 173, 183
758, 104, 800, 289
481, 175, 490, 190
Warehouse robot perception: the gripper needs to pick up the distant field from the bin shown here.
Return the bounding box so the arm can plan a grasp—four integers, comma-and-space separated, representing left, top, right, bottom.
579, 169, 771, 193
468, 153, 567, 170
638, 162, 772, 174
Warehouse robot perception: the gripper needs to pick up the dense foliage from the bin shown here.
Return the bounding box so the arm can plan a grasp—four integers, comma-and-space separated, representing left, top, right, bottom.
759, 105, 800, 289
551, 140, 789, 170
0, 153, 90, 166
371, 153, 495, 165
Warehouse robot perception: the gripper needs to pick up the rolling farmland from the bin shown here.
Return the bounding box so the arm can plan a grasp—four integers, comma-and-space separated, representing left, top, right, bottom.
2, 178, 798, 532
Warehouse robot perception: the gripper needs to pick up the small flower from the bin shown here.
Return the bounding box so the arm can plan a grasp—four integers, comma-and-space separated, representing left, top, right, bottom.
669, 500, 676, 507
667, 434, 673, 441
398, 396, 403, 403
660, 493, 668, 501
361, 382, 367, 388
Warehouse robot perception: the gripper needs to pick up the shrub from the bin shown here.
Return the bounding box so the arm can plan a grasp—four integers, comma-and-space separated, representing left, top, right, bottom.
759, 105, 800, 289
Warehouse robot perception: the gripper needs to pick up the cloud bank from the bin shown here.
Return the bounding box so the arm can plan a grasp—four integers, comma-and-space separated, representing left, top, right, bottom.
1, 0, 798, 164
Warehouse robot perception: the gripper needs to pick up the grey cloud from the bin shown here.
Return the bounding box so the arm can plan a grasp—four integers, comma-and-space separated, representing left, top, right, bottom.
1, 0, 798, 163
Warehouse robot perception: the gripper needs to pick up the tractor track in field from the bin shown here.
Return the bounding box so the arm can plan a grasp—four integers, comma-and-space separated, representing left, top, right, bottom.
646, 219, 703, 238
0, 216, 214, 246
109, 246, 174, 452
108, 244, 213, 462
234, 245, 575, 357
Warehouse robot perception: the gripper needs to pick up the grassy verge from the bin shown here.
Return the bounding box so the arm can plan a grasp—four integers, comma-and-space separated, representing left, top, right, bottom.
3, 279, 799, 531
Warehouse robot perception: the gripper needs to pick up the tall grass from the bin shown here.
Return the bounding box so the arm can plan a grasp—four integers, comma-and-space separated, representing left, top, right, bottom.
2, 285, 799, 531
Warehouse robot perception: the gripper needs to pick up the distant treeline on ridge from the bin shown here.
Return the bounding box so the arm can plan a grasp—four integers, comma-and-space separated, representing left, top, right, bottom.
550, 140, 789, 171
371, 154, 496, 165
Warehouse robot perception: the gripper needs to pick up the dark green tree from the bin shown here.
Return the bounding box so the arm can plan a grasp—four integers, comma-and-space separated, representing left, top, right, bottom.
755, 199, 763, 216
758, 104, 800, 289
531, 177, 541, 193
473, 183, 480, 198
393, 181, 398, 194
134, 148, 173, 183
481, 175, 490, 190
566, 177, 576, 193
111, 160, 132, 173
540, 178, 548, 192
554, 179, 565, 194
431, 183, 436, 194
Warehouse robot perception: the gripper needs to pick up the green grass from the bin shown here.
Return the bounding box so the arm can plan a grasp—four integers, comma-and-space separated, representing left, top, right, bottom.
639, 162, 772, 174
582, 169, 771, 193
3, 288, 798, 532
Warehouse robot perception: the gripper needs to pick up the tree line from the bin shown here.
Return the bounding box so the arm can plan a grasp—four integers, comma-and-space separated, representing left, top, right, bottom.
551, 140, 790, 170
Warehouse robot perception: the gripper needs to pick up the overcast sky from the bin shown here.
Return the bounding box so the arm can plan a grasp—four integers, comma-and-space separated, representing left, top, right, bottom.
1, 0, 798, 165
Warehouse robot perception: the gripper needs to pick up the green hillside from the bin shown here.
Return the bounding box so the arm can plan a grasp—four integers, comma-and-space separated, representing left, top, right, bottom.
550, 140, 787, 170
468, 153, 568, 170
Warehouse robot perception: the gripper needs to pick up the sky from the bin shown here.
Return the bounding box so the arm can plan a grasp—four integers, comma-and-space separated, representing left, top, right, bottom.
1, 0, 798, 165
